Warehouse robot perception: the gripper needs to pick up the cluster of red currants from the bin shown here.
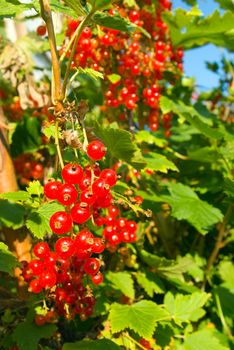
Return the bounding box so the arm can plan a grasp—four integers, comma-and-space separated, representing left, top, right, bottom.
21, 140, 137, 320
61, 0, 183, 135
14, 154, 44, 185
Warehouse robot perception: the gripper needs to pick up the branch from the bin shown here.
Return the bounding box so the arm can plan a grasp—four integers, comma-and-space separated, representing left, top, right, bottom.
39, 0, 62, 106
205, 204, 233, 278
62, 11, 94, 99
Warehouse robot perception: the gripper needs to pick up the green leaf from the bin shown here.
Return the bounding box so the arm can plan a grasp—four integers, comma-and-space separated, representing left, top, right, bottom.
105, 271, 135, 299
135, 130, 167, 148
76, 67, 104, 81
135, 270, 165, 296
219, 140, 234, 161
188, 147, 219, 163
92, 12, 150, 38
26, 202, 63, 239
143, 152, 178, 173
42, 124, 57, 140
0, 242, 18, 275
50, 0, 78, 17
218, 261, 234, 285
107, 74, 121, 84
63, 0, 88, 16
13, 318, 57, 350
163, 9, 234, 50
11, 116, 42, 157
0, 191, 30, 202
184, 329, 229, 350
90, 0, 112, 10
63, 339, 122, 350
164, 291, 210, 326
0, 200, 25, 229
27, 181, 44, 197
109, 300, 169, 339
214, 0, 234, 12
139, 250, 193, 280
162, 183, 223, 234
0, 0, 32, 19
95, 124, 146, 169
160, 96, 223, 140
213, 282, 234, 320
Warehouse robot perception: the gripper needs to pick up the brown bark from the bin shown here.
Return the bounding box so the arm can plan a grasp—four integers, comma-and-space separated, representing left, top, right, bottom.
0, 106, 31, 295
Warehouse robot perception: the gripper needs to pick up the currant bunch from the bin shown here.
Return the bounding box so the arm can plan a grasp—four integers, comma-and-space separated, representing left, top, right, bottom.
60, 0, 183, 135
14, 153, 44, 185
22, 140, 137, 320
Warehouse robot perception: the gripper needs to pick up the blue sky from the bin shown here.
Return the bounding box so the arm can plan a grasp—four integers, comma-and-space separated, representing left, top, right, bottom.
172, 0, 233, 90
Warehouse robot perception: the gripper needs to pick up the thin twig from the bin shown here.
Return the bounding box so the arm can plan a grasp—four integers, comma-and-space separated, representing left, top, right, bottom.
204, 204, 233, 286
39, 0, 62, 105
62, 11, 94, 99
55, 120, 64, 169
214, 292, 233, 338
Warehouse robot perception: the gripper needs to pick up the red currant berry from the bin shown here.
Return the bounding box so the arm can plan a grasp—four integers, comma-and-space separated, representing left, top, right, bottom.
34, 314, 46, 326
37, 25, 46, 36
57, 184, 78, 206
29, 279, 42, 293
62, 164, 84, 184
92, 237, 105, 254
80, 189, 97, 205
92, 178, 110, 197
139, 338, 151, 349
71, 203, 90, 224
108, 233, 121, 245
126, 221, 137, 233
74, 229, 94, 250
91, 271, 103, 285
108, 206, 119, 217
44, 180, 62, 200
84, 258, 100, 275
55, 237, 75, 260
50, 211, 73, 235
40, 270, 57, 288
28, 259, 44, 275
87, 140, 106, 160
78, 176, 91, 191
33, 242, 50, 259
100, 169, 117, 187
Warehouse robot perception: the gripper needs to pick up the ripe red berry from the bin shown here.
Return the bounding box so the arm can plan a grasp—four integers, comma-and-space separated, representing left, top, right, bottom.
84, 258, 100, 275
119, 229, 131, 243
62, 164, 84, 184
34, 314, 46, 326
29, 279, 42, 293
40, 270, 57, 288
78, 176, 91, 191
74, 229, 94, 250
50, 211, 73, 235
28, 259, 44, 275
100, 169, 117, 187
126, 221, 137, 233
87, 140, 107, 160
71, 203, 91, 224
92, 178, 110, 197
108, 233, 121, 245
80, 189, 97, 205
37, 25, 46, 36
91, 271, 103, 285
92, 238, 105, 254
108, 206, 119, 217
33, 242, 50, 259
57, 184, 78, 206
139, 338, 151, 349
55, 237, 75, 260
44, 180, 62, 200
